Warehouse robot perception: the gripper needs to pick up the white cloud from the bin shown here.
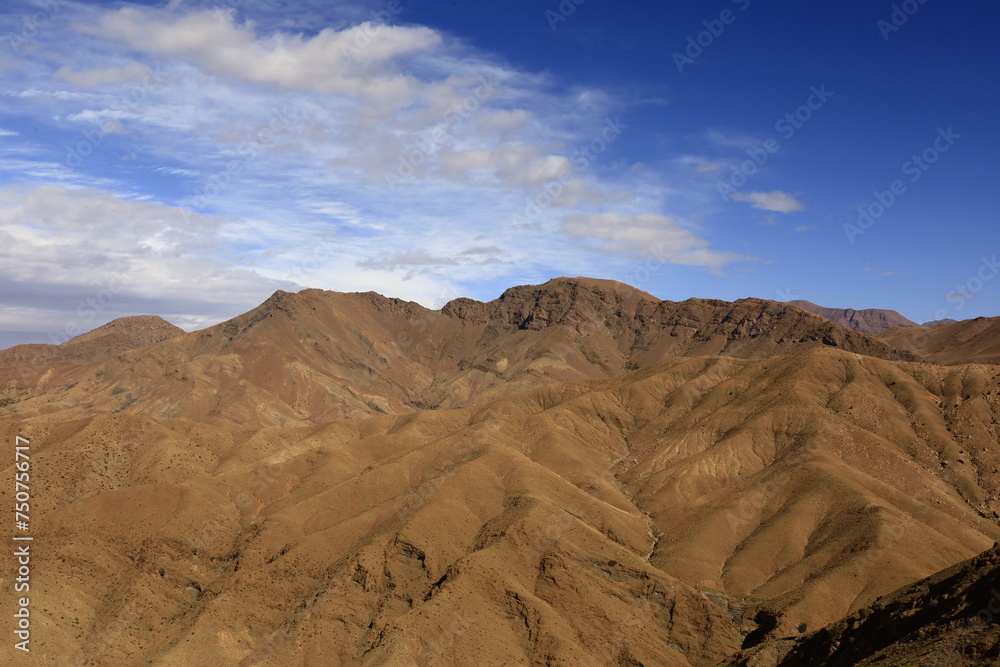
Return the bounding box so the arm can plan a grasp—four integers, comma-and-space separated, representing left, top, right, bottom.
0, 185, 298, 342
87, 7, 440, 110
730, 190, 805, 213
560, 213, 745, 268
73, 6, 625, 202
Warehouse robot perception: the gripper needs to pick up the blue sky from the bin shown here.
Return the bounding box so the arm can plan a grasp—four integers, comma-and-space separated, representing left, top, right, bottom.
0, 0, 998, 347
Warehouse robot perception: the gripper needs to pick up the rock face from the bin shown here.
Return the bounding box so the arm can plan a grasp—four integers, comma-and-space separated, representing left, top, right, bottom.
737, 544, 1000, 666
788, 300, 919, 334
0, 278, 916, 428
2, 277, 999, 666
879, 315, 1000, 365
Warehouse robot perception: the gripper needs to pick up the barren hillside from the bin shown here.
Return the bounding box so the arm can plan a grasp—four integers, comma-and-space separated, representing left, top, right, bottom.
2, 279, 998, 666
880, 316, 1000, 365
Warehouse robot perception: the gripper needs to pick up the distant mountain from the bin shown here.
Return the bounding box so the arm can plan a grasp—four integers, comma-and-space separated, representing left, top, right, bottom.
788, 300, 919, 334
0, 315, 183, 402
922, 318, 958, 326
1, 278, 916, 427
879, 316, 1000, 365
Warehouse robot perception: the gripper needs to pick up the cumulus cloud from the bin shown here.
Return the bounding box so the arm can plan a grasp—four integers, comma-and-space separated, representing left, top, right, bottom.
86, 7, 440, 109
559, 213, 745, 268
730, 190, 805, 213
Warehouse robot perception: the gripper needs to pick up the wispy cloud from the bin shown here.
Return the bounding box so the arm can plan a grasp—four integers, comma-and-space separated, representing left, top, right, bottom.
731, 190, 805, 213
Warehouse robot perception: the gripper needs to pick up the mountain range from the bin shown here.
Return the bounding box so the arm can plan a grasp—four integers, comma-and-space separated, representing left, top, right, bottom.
2, 277, 1000, 666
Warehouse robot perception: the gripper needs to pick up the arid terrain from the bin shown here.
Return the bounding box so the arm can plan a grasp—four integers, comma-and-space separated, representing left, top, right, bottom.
3, 278, 1000, 665
879, 316, 1000, 366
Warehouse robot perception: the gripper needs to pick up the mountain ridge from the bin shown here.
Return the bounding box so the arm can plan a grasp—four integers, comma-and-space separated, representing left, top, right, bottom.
0, 278, 920, 427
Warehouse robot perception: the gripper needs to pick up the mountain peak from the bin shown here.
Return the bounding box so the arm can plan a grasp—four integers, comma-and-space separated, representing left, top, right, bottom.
61, 315, 183, 349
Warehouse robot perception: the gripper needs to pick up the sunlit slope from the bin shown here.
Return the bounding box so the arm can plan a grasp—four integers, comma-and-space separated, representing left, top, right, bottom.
880, 315, 1000, 365
3, 347, 999, 664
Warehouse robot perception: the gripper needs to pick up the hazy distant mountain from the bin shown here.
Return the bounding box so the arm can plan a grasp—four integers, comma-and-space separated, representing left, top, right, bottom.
788, 300, 920, 334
